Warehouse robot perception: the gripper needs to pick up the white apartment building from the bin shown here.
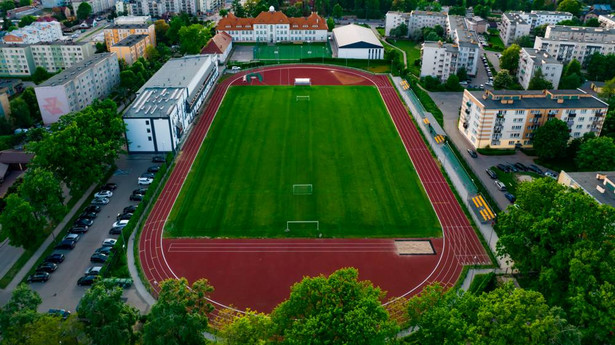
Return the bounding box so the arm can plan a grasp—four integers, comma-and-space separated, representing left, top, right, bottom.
114, 15, 150, 25
499, 11, 572, 46
420, 41, 458, 81
2, 21, 63, 44
384, 11, 411, 36
447, 15, 479, 75
123, 55, 218, 152
385, 10, 448, 38
35, 53, 120, 124
72, 0, 116, 14
517, 48, 563, 89
534, 25, 615, 65
458, 89, 608, 149
217, 7, 327, 43
197, 0, 223, 14
598, 14, 615, 29
0, 41, 95, 77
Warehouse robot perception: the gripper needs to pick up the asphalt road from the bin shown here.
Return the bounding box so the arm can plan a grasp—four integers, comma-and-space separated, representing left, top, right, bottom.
31, 154, 156, 314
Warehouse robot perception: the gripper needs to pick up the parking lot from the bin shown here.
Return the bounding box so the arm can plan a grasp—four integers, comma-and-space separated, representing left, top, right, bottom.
30, 154, 158, 314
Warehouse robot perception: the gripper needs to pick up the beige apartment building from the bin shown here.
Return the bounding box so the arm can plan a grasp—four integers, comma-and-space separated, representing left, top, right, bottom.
109, 34, 151, 65
458, 89, 608, 149
104, 23, 155, 51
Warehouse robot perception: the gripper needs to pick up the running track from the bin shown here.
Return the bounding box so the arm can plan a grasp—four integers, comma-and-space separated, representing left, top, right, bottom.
139, 65, 490, 314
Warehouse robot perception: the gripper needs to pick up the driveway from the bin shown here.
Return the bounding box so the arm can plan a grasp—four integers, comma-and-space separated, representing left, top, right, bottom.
428, 91, 546, 211
30, 154, 156, 314
484, 51, 501, 73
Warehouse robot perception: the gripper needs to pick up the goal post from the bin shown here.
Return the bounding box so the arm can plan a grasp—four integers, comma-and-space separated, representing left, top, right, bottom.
293, 184, 313, 195
294, 78, 311, 86
285, 221, 319, 232
296, 95, 310, 101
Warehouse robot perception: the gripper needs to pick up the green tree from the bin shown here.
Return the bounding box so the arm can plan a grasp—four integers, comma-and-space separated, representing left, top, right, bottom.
31, 66, 51, 84
564, 58, 581, 76
532, 118, 569, 159
154, 19, 170, 44
18, 167, 65, 223
601, 110, 615, 138
559, 72, 583, 89
95, 42, 107, 53
557, 0, 581, 16
119, 70, 140, 92
0, 194, 45, 248
514, 35, 534, 47
78, 282, 140, 345
271, 268, 398, 344
143, 278, 214, 345
18, 15, 36, 27
332, 3, 343, 18
445, 74, 461, 91
456, 66, 468, 82
219, 8, 229, 16
598, 76, 615, 100
19, 315, 91, 345
390, 22, 408, 37
326, 16, 335, 31
145, 44, 159, 60
21, 87, 40, 122
425, 30, 440, 41
9, 97, 32, 128
77, 2, 92, 20
0, 283, 42, 343
0, 1, 16, 12
575, 137, 615, 170
231, 0, 246, 17
499, 43, 521, 73
585, 17, 600, 27
19, 0, 31, 5
493, 69, 514, 89
221, 310, 274, 344
178, 24, 210, 54
166, 15, 187, 45
532, 23, 548, 37
527, 68, 553, 90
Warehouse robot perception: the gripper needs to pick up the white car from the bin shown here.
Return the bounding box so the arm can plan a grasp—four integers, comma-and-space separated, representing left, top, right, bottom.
94, 190, 113, 198
102, 238, 117, 247
91, 197, 110, 205
544, 171, 558, 179
112, 220, 129, 229
138, 177, 153, 185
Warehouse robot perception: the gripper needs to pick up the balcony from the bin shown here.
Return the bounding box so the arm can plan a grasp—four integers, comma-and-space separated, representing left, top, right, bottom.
463, 122, 469, 129
568, 113, 577, 118
496, 112, 505, 118
465, 108, 470, 114
494, 125, 503, 133
595, 111, 605, 117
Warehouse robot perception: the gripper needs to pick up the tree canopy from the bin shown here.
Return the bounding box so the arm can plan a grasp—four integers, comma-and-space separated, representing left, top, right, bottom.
556, 0, 581, 16
532, 118, 569, 160
0, 283, 43, 343
76, 2, 92, 21
499, 44, 521, 73
575, 136, 615, 170
493, 69, 515, 89
528, 68, 553, 90
18, 167, 65, 223
18, 15, 36, 27
178, 24, 210, 54
0, 194, 45, 248
389, 22, 408, 37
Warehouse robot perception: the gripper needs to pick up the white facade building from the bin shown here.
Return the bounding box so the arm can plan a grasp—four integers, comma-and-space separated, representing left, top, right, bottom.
385, 10, 447, 38
200, 32, 232, 64
35, 53, 120, 124
0, 41, 95, 77
114, 15, 150, 25
384, 11, 411, 36
72, 0, 116, 14
499, 11, 572, 46
534, 25, 615, 65
2, 21, 63, 44
331, 24, 384, 59
217, 7, 327, 43
598, 14, 615, 29
420, 41, 458, 81
517, 48, 563, 89
123, 55, 218, 153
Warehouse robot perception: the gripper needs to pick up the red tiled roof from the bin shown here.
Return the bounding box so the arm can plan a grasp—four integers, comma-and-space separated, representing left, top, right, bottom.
201, 32, 232, 54
217, 13, 255, 31
217, 11, 327, 31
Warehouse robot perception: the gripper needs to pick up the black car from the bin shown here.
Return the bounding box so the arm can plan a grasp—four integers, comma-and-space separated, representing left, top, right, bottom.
467, 149, 478, 158
109, 227, 122, 235
36, 262, 58, 273
84, 205, 101, 213
529, 164, 544, 174
506, 164, 518, 173
94, 246, 113, 255
74, 218, 94, 227
504, 192, 516, 203
485, 169, 497, 179
117, 212, 133, 221
69, 226, 88, 234
90, 253, 108, 263
147, 165, 161, 173
141, 172, 155, 179
152, 156, 165, 163
123, 205, 137, 214
55, 240, 76, 250
45, 253, 65, 263
514, 162, 528, 171
101, 183, 117, 191
27, 272, 50, 283
496, 164, 509, 172
77, 275, 98, 286
132, 188, 147, 196
80, 212, 97, 219
129, 194, 143, 201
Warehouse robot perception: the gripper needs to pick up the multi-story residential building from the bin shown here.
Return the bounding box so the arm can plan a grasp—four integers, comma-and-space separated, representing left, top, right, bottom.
115, 0, 131, 14
123, 55, 218, 152
72, 0, 116, 14
2, 21, 63, 44
499, 11, 572, 46
534, 25, 615, 65
109, 34, 151, 64
217, 7, 327, 43
385, 10, 447, 37
598, 14, 615, 29
104, 23, 156, 50
517, 48, 563, 89
114, 15, 150, 25
384, 11, 411, 36
35, 53, 120, 124
464, 16, 488, 33
0, 41, 95, 76
197, 0, 222, 14
458, 89, 608, 149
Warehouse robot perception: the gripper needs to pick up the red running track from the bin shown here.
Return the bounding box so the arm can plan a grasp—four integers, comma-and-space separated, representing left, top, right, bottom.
139, 65, 490, 313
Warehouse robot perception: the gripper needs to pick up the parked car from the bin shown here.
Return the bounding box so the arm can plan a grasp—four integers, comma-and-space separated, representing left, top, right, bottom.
84, 205, 101, 213
147, 165, 161, 173
485, 169, 497, 179
514, 162, 528, 171
94, 246, 113, 255
141, 172, 155, 179
152, 156, 165, 163
504, 192, 516, 203
63, 233, 81, 243
102, 278, 133, 288
494, 180, 507, 191
116, 212, 132, 221
74, 217, 93, 227
27, 272, 50, 283
496, 164, 509, 172
101, 183, 117, 191
36, 262, 58, 273
123, 205, 137, 214
91, 197, 110, 205
132, 188, 147, 196
94, 190, 113, 198
45, 253, 65, 264
77, 275, 98, 286
129, 194, 143, 201
506, 164, 518, 172
544, 171, 558, 179
90, 253, 108, 263
467, 149, 478, 158
529, 164, 544, 174
55, 239, 76, 250
138, 177, 153, 185
109, 227, 123, 235
85, 266, 103, 276
48, 309, 70, 320
80, 211, 97, 219
112, 220, 129, 229
102, 238, 117, 247
69, 226, 88, 234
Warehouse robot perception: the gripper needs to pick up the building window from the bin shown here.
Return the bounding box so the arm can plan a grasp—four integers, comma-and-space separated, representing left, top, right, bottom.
148, 136, 152, 141
147, 128, 151, 133
145, 120, 149, 125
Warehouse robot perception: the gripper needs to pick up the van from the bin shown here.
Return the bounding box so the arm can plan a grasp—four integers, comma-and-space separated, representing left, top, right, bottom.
494, 180, 507, 191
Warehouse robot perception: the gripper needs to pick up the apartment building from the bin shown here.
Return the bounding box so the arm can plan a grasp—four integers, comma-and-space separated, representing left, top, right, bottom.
72, 0, 116, 14
2, 21, 63, 44
499, 11, 572, 46
384, 10, 447, 37
197, 0, 223, 14
517, 48, 563, 89
458, 89, 608, 149
35, 53, 120, 124
123, 55, 218, 152
447, 15, 479, 76
420, 41, 458, 81
384, 11, 411, 36
114, 15, 150, 25
0, 41, 95, 76
465, 16, 488, 33
217, 7, 327, 43
104, 23, 156, 50
598, 14, 615, 29
534, 25, 615, 65
109, 34, 151, 64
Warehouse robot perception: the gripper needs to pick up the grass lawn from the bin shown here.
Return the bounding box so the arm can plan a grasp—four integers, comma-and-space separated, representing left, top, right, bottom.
254, 43, 332, 60
491, 167, 542, 196
165, 86, 441, 239
486, 34, 505, 52
387, 39, 421, 76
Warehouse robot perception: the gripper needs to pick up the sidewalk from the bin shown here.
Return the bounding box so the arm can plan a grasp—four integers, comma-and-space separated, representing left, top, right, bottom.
0, 184, 97, 305
372, 28, 408, 69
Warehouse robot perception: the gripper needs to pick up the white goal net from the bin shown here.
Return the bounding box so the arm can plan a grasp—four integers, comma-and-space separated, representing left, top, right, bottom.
285, 220, 319, 232
293, 184, 313, 195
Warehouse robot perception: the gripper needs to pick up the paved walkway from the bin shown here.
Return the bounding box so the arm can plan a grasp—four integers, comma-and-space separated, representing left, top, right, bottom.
373, 28, 408, 69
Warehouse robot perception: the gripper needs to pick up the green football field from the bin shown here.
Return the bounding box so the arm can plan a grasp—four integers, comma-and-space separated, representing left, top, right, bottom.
253, 43, 332, 60
164, 86, 441, 238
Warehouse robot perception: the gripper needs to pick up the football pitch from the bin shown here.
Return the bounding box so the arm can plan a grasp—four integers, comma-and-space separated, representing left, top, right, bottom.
253, 43, 332, 60
164, 86, 441, 238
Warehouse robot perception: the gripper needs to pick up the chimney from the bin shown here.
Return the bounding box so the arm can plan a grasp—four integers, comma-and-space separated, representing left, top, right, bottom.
597, 173, 607, 180
596, 185, 606, 194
